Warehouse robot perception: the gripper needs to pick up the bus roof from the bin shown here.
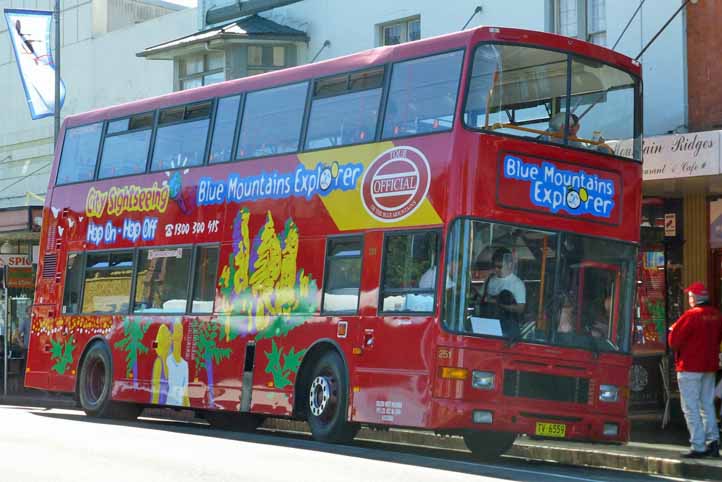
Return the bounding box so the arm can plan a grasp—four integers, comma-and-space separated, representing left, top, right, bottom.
62, 26, 641, 130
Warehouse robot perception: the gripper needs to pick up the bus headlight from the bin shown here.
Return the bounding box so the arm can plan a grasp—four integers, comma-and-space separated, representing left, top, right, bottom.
472, 371, 495, 390
599, 385, 619, 402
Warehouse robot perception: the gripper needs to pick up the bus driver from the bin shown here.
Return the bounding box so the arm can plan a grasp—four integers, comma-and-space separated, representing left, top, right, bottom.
485, 248, 526, 315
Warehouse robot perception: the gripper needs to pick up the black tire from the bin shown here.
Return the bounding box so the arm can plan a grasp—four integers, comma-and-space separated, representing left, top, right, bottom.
306, 351, 359, 443
463, 431, 517, 460
78, 342, 141, 420
204, 412, 264, 432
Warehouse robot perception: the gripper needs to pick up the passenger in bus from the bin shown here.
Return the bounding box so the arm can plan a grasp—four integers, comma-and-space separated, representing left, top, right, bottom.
541, 113, 583, 147
589, 295, 612, 339
542, 112, 613, 154
419, 262, 456, 290
557, 294, 575, 334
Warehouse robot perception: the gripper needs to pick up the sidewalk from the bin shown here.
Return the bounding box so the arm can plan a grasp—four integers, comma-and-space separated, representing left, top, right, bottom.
2, 392, 721, 480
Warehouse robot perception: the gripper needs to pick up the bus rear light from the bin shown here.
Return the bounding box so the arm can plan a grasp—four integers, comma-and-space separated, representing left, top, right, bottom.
473, 410, 493, 424
439, 367, 469, 380
471, 371, 495, 390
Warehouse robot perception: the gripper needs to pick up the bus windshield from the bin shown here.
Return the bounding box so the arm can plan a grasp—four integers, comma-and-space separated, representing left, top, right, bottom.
442, 219, 636, 353
464, 43, 641, 161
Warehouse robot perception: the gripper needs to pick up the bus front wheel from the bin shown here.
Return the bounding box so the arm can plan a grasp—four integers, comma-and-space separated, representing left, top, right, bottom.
78, 342, 140, 420
463, 431, 517, 460
306, 351, 359, 443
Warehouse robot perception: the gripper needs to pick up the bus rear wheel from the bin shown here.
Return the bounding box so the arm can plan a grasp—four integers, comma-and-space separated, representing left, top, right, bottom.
306, 351, 358, 443
78, 342, 140, 420
463, 431, 517, 460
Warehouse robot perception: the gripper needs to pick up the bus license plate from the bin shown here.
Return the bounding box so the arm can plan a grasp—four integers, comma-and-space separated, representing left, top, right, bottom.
535, 422, 566, 438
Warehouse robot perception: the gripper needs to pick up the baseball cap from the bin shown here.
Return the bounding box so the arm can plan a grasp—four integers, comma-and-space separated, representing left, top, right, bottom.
683, 281, 708, 297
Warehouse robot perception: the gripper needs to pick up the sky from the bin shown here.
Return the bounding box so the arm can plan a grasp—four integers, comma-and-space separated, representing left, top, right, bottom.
163, 0, 198, 7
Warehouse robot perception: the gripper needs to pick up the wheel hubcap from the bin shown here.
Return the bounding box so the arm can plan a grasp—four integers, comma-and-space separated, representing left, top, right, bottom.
309, 376, 332, 417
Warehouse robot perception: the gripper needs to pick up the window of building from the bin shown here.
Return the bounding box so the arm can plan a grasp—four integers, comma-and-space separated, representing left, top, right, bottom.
322, 237, 363, 314
380, 230, 440, 313
236, 81, 308, 159
133, 247, 192, 313
178, 52, 225, 91
379, 17, 421, 46
98, 113, 153, 179
191, 245, 219, 313
56, 123, 102, 185
82, 251, 134, 313
552, 0, 606, 46
305, 68, 384, 150
382, 50, 464, 139
247, 45, 292, 76
151, 101, 212, 172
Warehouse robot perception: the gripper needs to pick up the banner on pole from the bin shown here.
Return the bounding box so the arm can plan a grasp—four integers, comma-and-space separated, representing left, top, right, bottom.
4, 9, 66, 120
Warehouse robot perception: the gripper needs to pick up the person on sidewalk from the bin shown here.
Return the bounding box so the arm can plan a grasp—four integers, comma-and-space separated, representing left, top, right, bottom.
668, 282, 722, 458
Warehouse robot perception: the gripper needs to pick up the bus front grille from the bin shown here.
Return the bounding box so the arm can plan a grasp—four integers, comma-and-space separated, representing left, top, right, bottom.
502, 369, 590, 404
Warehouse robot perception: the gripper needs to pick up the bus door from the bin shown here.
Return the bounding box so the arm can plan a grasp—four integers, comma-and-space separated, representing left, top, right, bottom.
571, 262, 621, 347
351, 229, 440, 427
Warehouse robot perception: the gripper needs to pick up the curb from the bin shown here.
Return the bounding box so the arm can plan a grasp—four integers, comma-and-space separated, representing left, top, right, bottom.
263, 418, 722, 481
509, 442, 722, 481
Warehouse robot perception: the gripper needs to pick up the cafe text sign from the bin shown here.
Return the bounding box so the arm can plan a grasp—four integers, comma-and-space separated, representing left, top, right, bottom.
0, 254, 32, 268
614, 131, 720, 181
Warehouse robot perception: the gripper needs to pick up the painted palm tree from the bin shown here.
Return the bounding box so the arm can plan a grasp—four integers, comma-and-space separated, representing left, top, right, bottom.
192, 320, 231, 406
114, 318, 150, 389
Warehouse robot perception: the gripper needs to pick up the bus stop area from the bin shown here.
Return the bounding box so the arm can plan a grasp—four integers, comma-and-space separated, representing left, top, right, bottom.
1, 391, 720, 481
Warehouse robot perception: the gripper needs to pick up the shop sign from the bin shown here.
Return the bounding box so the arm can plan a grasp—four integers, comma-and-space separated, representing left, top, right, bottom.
664, 213, 676, 237
6, 267, 33, 288
0, 254, 31, 268
614, 131, 720, 181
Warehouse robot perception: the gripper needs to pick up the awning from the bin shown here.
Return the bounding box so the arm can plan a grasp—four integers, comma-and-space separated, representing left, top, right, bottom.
137, 14, 308, 60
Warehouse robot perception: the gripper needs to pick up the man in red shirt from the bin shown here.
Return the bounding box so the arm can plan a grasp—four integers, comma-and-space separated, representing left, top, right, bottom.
668, 282, 722, 458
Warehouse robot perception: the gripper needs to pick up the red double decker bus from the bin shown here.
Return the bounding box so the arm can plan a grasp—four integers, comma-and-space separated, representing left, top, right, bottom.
27, 26, 641, 458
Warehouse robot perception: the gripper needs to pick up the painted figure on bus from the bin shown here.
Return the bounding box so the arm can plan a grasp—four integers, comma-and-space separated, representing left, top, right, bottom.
166, 321, 189, 407
151, 324, 171, 404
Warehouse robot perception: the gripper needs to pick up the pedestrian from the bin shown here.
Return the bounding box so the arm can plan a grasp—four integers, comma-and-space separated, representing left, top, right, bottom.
668, 282, 722, 458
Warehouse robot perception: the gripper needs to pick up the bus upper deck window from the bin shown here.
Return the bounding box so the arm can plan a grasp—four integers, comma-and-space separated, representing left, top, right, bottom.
98, 113, 153, 179
56, 123, 102, 185
209, 95, 241, 164
306, 68, 384, 150
237, 82, 308, 159
151, 102, 212, 172
382, 50, 463, 139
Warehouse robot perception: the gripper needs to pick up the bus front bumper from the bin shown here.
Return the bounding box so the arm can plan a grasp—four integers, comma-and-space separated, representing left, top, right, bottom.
429, 398, 629, 443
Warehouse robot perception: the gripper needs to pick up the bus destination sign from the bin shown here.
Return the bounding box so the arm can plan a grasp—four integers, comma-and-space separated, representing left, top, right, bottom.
497, 152, 621, 225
